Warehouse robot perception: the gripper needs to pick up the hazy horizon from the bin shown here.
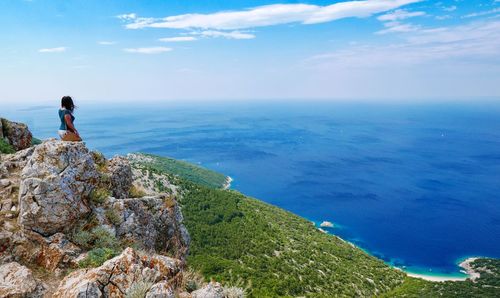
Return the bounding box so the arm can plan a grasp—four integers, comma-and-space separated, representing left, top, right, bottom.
1, 0, 500, 102
2, 96, 500, 105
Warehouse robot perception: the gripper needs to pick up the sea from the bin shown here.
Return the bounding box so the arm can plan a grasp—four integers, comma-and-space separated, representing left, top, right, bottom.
2, 99, 500, 278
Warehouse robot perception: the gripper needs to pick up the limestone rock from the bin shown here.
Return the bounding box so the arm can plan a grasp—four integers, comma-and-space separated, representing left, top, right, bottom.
0, 148, 37, 262
37, 233, 82, 270
53, 247, 181, 298
18, 140, 99, 236
0, 147, 36, 177
109, 195, 190, 258
0, 118, 33, 151
106, 156, 132, 199
0, 262, 45, 297
191, 282, 224, 298
146, 281, 175, 298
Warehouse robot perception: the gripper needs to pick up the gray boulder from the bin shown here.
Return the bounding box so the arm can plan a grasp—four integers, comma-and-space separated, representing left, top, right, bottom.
146, 281, 175, 298
0, 262, 46, 297
106, 156, 132, 199
191, 282, 224, 298
37, 233, 82, 270
99, 195, 190, 259
53, 247, 181, 298
18, 140, 99, 236
0, 118, 32, 151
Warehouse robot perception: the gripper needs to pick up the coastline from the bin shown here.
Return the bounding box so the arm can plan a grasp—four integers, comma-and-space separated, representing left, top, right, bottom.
402, 257, 480, 282
310, 220, 481, 283
405, 272, 467, 282
223, 176, 233, 190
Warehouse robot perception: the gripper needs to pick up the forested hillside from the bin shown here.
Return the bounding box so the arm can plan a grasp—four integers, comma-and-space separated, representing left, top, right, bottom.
131, 153, 500, 297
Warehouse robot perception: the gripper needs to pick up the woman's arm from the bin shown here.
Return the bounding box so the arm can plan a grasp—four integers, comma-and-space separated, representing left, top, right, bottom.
64, 114, 79, 136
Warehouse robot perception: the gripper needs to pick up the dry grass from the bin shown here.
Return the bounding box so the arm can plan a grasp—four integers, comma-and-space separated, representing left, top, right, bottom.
126, 278, 154, 298
129, 185, 146, 198
164, 196, 176, 208
181, 268, 205, 293
89, 187, 110, 204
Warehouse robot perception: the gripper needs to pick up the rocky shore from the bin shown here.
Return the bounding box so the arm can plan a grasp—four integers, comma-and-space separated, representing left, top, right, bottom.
460, 257, 481, 281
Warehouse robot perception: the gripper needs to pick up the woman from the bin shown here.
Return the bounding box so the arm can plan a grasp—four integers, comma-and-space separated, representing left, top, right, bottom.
58, 96, 82, 141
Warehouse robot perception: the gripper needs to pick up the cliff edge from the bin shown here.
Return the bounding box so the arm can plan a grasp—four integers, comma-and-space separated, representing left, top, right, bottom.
0, 119, 225, 297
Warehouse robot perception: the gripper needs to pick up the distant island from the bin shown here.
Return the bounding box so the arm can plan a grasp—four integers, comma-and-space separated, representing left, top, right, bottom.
320, 221, 334, 228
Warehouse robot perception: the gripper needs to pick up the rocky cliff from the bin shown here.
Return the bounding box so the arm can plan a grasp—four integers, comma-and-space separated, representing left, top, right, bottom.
0, 119, 227, 297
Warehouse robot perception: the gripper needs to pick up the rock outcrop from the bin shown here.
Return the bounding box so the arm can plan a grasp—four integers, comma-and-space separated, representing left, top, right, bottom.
0, 262, 46, 297
0, 147, 35, 214
18, 140, 99, 236
0, 119, 194, 297
53, 247, 181, 297
0, 118, 32, 151
106, 156, 133, 199
113, 196, 189, 257
36, 233, 82, 271
146, 281, 175, 297
191, 282, 224, 298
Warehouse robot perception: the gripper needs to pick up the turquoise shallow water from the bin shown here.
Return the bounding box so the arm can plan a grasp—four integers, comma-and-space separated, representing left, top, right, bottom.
3, 100, 500, 276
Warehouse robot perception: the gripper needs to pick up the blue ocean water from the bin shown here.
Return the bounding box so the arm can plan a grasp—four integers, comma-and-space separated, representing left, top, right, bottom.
3, 100, 500, 276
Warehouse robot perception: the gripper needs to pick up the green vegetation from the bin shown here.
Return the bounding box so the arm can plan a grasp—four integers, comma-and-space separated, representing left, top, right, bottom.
72, 226, 120, 250
89, 187, 110, 204
91, 151, 107, 173
0, 138, 15, 154
132, 154, 500, 297
79, 247, 118, 268
0, 135, 41, 153
73, 225, 122, 268
31, 137, 42, 146
181, 183, 404, 297
130, 153, 228, 189
105, 209, 122, 226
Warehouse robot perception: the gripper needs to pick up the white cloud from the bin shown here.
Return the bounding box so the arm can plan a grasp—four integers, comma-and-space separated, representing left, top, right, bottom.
376, 22, 420, 34
309, 19, 500, 67
194, 30, 256, 39
38, 47, 67, 53
123, 47, 172, 54
376, 9, 424, 34
98, 41, 116, 45
123, 0, 422, 30
442, 6, 457, 12
158, 36, 197, 42
435, 15, 452, 20
377, 9, 425, 21
117, 13, 137, 21
463, 8, 500, 18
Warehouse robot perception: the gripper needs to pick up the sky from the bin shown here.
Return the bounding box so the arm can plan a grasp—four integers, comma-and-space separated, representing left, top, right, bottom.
1, 0, 500, 102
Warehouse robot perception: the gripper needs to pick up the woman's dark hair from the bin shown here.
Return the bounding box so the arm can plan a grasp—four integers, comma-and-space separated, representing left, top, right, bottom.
61, 96, 75, 112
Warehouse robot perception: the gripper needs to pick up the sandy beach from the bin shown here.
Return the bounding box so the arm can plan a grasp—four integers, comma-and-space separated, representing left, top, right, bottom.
406, 273, 467, 282
404, 257, 480, 282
